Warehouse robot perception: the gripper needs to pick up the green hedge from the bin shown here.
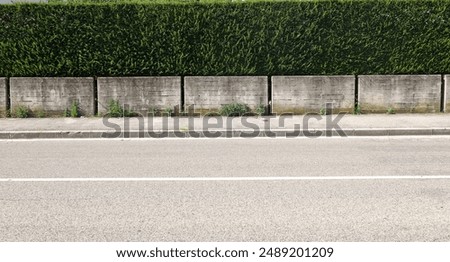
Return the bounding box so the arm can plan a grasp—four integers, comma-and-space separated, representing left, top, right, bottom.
1, 1, 450, 77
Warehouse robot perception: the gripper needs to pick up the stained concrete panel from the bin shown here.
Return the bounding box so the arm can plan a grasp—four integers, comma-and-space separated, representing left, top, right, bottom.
97, 77, 181, 116
358, 75, 441, 113
10, 77, 95, 117
185, 76, 268, 115
272, 76, 355, 115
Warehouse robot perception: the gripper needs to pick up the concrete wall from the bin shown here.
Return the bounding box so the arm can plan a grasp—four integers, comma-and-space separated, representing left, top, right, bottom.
359, 75, 441, 113
0, 78, 6, 117
272, 76, 355, 114
97, 77, 181, 115
4, 75, 446, 117
10, 77, 95, 116
185, 76, 268, 114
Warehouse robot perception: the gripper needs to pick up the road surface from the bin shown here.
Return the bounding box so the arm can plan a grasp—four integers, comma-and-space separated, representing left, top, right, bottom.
0, 137, 449, 241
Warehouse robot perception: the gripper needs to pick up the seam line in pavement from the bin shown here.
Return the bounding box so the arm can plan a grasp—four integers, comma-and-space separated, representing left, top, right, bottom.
1, 176, 449, 182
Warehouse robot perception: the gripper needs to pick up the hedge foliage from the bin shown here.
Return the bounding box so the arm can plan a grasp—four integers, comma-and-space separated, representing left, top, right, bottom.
1, 1, 450, 77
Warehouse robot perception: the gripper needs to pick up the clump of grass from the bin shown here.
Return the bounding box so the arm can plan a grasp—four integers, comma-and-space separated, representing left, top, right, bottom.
106, 99, 136, 117
70, 101, 80, 117
35, 108, 46, 118
219, 102, 250, 116
255, 104, 266, 116
163, 107, 174, 116
13, 105, 30, 118
387, 107, 396, 114
319, 107, 327, 115
63, 101, 81, 117
354, 103, 362, 115
148, 106, 159, 116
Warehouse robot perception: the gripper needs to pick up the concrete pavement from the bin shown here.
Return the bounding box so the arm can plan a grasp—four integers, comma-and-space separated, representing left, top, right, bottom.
0, 114, 449, 139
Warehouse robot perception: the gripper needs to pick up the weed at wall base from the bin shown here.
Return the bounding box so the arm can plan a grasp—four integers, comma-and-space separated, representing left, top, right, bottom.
163, 107, 174, 117
219, 102, 250, 117
354, 104, 362, 115
70, 101, 80, 117
106, 99, 136, 117
255, 104, 266, 116
387, 108, 396, 114
12, 105, 30, 118
35, 108, 46, 118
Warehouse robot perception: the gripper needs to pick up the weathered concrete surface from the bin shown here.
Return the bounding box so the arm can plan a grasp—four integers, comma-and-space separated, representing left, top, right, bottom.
97, 77, 181, 116
445, 75, 449, 113
0, 78, 6, 117
272, 76, 355, 115
185, 76, 268, 115
358, 75, 441, 113
10, 77, 95, 117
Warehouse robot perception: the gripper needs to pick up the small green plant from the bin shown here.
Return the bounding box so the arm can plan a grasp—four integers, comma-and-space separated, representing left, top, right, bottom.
63, 101, 81, 117
35, 108, 46, 118
200, 111, 219, 117
163, 107, 174, 116
106, 99, 135, 117
70, 101, 80, 117
219, 102, 250, 116
319, 107, 327, 115
148, 106, 159, 116
354, 103, 362, 115
255, 104, 266, 116
13, 105, 30, 118
387, 107, 396, 114
107, 100, 122, 117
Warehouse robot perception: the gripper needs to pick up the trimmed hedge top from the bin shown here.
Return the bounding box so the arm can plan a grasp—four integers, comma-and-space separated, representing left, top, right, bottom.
1, 1, 450, 77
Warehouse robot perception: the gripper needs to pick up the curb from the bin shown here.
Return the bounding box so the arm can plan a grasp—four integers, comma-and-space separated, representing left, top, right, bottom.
0, 128, 450, 139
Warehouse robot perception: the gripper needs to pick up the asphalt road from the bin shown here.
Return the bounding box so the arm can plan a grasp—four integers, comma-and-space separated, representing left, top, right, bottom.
0, 137, 449, 241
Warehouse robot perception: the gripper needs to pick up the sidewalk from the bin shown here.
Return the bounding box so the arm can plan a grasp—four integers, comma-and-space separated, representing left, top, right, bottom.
0, 114, 449, 139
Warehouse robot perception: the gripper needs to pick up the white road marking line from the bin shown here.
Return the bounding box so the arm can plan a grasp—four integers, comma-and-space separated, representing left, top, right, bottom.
0, 175, 449, 182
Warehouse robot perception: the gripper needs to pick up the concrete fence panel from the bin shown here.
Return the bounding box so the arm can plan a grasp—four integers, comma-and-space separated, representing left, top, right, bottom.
184, 76, 268, 115
358, 75, 441, 113
10, 77, 95, 116
97, 77, 181, 115
0, 78, 6, 117
271, 76, 355, 115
